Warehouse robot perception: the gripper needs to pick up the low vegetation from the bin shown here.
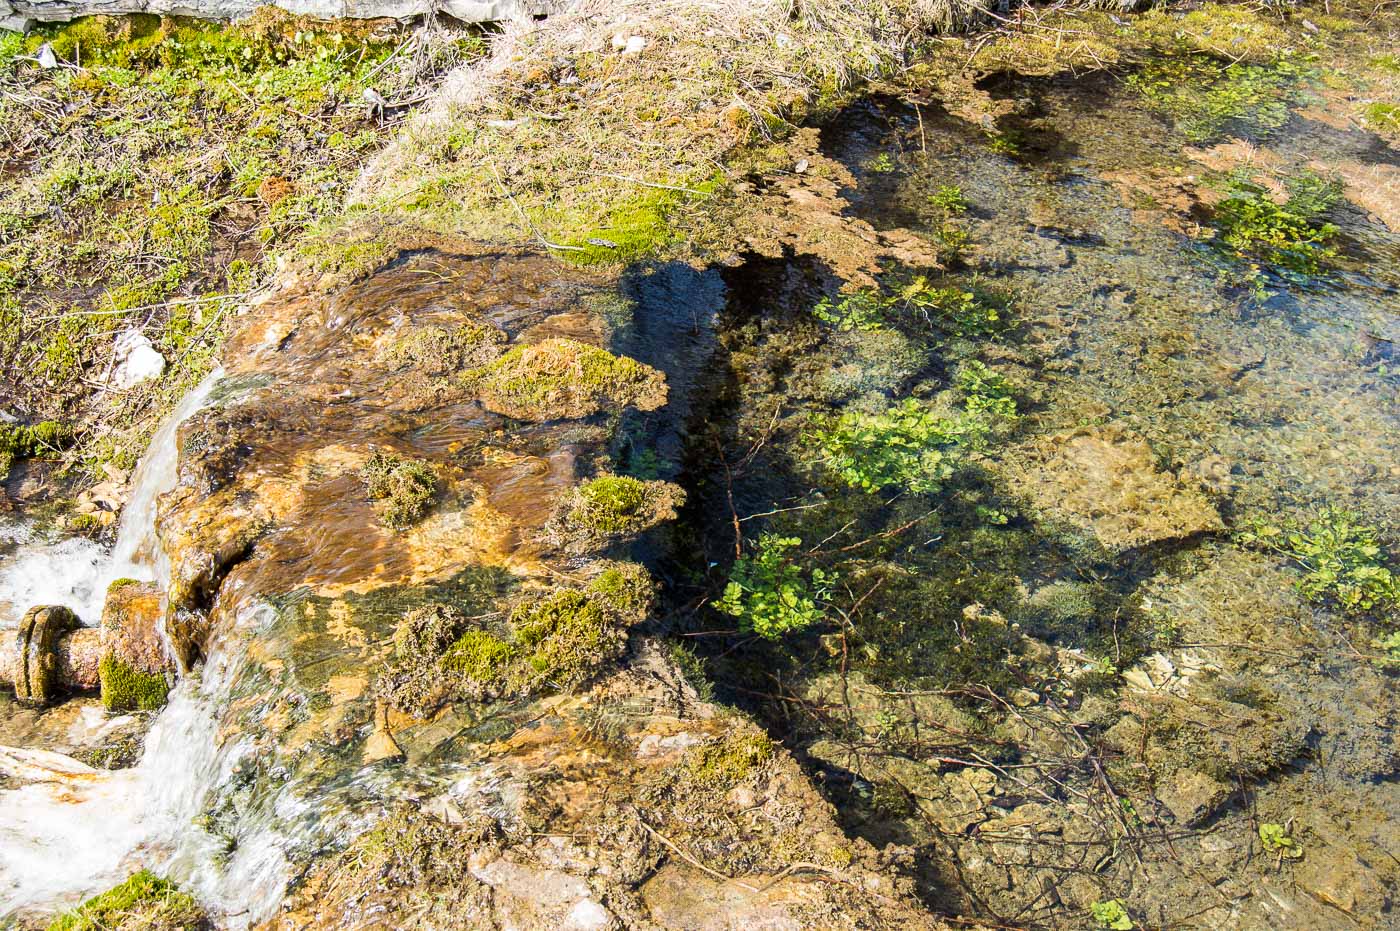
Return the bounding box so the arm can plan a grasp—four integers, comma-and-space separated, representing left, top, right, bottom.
1238, 507, 1398, 617
1258, 822, 1304, 860
0, 420, 69, 478
714, 534, 833, 639
360, 451, 440, 530
1211, 171, 1341, 278
812, 361, 1016, 495
1127, 54, 1309, 143
1089, 898, 1134, 930
813, 275, 1011, 339
0, 12, 482, 477
46, 870, 206, 931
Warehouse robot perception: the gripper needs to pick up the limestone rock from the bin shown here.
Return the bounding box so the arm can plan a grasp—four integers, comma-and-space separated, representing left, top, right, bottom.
100, 579, 169, 677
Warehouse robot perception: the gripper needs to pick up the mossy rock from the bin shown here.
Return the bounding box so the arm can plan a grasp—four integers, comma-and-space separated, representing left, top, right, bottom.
361, 451, 440, 530
378, 321, 506, 375
465, 338, 667, 421
45, 869, 206, 931
99, 653, 169, 712
441, 630, 514, 684
545, 474, 685, 552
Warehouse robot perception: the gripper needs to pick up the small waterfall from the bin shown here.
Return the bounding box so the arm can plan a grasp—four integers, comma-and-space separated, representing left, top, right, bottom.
0, 369, 246, 921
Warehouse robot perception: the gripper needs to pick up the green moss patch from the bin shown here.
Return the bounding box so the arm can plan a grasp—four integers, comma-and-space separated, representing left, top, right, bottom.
684, 730, 775, 788
98, 653, 169, 712
360, 451, 440, 530
466, 337, 668, 421
0, 420, 69, 477
546, 474, 684, 552
0, 12, 483, 478
46, 869, 205, 931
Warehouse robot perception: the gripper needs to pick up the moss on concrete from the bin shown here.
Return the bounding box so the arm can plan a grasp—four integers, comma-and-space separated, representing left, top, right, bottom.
98, 653, 169, 712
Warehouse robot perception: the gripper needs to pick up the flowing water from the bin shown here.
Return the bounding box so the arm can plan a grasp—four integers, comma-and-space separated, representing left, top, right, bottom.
1, 32, 1397, 931
0, 370, 226, 919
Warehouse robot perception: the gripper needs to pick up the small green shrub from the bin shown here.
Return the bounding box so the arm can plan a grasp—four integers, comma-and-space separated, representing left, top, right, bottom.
714, 534, 833, 639
1238, 508, 1398, 616
46, 870, 205, 931
1089, 899, 1134, 930
360, 452, 439, 530
1258, 822, 1304, 859
865, 152, 896, 173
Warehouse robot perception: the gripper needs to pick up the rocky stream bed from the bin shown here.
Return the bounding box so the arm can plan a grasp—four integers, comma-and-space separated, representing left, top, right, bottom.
1, 2, 1399, 929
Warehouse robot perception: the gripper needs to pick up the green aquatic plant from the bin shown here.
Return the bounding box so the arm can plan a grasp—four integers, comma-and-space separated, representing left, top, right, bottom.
1212, 173, 1340, 277
865, 152, 896, 173
715, 534, 833, 640
361, 452, 440, 530
1089, 899, 1134, 930
815, 398, 959, 494
1362, 101, 1400, 136
1258, 822, 1304, 859
1238, 508, 1398, 616
813, 366, 1015, 495
812, 276, 1009, 339
928, 184, 970, 215
1371, 630, 1400, 669
1127, 54, 1308, 142
440, 630, 514, 682
46, 869, 206, 931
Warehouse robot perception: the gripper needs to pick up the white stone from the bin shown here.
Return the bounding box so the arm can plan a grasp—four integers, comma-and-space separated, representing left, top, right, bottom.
565, 899, 612, 931
111, 331, 166, 389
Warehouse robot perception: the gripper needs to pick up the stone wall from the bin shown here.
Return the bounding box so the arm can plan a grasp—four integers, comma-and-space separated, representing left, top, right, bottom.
1, 0, 559, 31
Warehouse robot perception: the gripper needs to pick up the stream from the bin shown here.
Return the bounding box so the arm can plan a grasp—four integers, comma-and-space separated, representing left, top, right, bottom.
0, 28, 1397, 931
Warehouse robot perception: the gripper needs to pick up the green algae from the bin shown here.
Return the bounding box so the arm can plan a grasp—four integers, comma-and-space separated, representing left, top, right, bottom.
46, 869, 205, 931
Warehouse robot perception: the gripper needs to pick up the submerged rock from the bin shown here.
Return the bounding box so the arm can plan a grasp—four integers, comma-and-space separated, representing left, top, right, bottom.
1005, 424, 1223, 552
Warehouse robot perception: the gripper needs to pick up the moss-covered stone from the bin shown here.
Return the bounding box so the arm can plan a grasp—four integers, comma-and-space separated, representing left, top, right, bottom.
98, 653, 169, 712
512, 589, 622, 690
684, 730, 776, 789
546, 474, 685, 552
378, 321, 506, 375
45, 869, 206, 931
465, 338, 668, 421
360, 451, 440, 530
